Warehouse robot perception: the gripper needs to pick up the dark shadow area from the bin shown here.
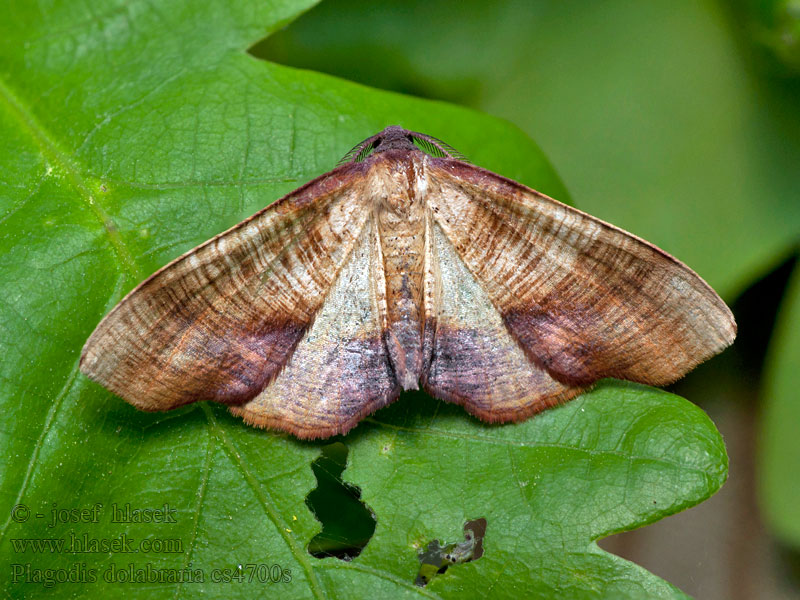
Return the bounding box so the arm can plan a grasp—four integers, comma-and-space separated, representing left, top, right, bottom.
727, 252, 798, 384
247, 1, 482, 105
415, 518, 487, 587
777, 543, 800, 593
306, 442, 376, 561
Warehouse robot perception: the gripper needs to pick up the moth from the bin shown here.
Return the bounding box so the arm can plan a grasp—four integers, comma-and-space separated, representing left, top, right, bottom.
80, 126, 736, 439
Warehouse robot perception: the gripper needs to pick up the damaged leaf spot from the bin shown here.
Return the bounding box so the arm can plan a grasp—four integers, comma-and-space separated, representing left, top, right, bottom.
305, 442, 376, 560
415, 518, 487, 587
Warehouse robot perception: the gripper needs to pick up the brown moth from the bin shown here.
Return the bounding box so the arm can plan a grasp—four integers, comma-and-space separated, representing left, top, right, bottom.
80, 126, 736, 440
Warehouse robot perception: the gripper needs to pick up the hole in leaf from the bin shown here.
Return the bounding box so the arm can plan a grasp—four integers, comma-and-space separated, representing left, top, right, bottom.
305, 442, 375, 561
415, 518, 487, 587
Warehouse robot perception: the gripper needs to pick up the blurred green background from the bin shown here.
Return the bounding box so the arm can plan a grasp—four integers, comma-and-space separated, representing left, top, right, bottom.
251, 1, 800, 598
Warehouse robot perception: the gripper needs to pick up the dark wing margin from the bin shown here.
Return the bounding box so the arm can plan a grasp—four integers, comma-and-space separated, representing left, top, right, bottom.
426, 159, 736, 389
80, 163, 372, 413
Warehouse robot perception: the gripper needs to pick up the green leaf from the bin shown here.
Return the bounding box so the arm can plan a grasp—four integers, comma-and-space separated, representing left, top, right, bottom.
257, 0, 800, 300
1, 1, 726, 597
345, 382, 726, 599
760, 257, 800, 547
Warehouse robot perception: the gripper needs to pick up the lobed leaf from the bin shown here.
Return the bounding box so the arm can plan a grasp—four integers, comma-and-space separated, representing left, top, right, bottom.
0, 1, 726, 597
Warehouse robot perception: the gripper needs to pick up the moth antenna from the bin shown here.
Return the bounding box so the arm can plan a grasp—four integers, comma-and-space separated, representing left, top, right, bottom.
337, 137, 379, 165
410, 132, 470, 162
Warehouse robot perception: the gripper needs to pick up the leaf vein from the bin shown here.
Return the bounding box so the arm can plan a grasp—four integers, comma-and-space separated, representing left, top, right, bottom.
321, 560, 442, 598
201, 405, 327, 599
0, 361, 80, 543
0, 77, 143, 281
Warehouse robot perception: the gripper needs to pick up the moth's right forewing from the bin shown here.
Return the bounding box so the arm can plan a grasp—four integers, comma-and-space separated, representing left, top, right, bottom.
80, 165, 369, 411
426, 159, 736, 388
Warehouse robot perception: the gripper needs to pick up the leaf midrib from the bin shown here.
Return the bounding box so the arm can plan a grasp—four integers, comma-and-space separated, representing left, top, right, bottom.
0, 76, 143, 281
201, 405, 327, 599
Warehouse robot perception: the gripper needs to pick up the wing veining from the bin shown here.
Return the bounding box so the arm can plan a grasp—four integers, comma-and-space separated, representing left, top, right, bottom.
422, 218, 584, 421
80, 126, 737, 439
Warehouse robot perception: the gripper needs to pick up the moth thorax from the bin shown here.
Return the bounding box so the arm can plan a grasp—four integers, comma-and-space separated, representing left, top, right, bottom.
377, 179, 421, 219
371, 155, 426, 217
373, 159, 427, 389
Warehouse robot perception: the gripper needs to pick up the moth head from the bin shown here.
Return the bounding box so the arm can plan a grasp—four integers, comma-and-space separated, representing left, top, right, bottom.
338, 126, 468, 165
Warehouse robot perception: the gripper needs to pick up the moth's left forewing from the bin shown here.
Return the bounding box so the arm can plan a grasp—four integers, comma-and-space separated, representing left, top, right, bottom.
231, 174, 400, 439
80, 163, 374, 415
425, 158, 736, 389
